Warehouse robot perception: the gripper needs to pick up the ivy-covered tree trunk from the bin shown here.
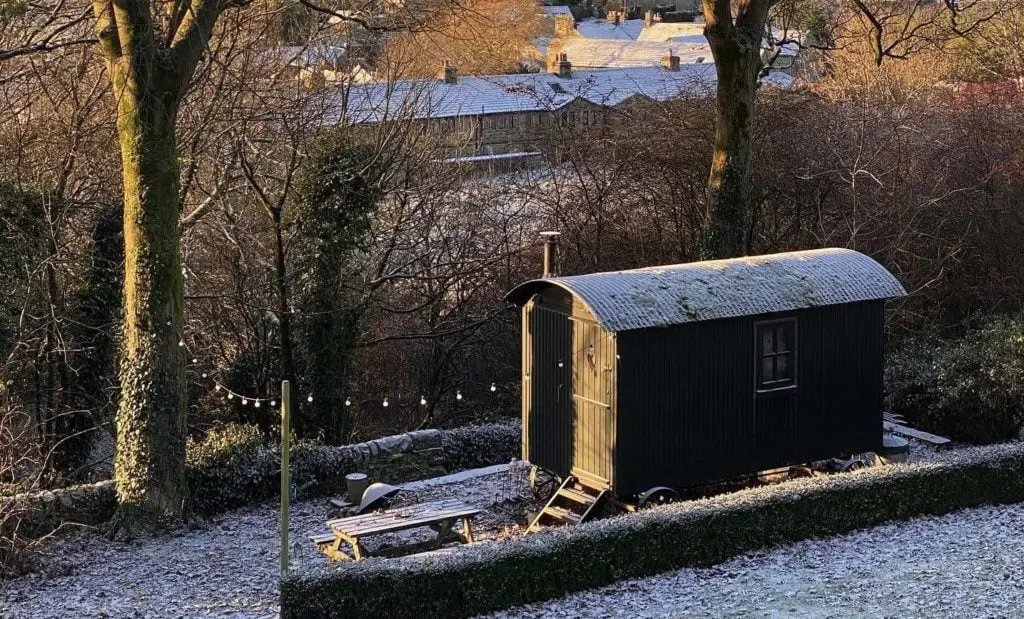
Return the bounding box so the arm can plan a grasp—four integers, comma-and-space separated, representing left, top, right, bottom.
292, 135, 382, 443
92, 0, 227, 521
112, 89, 188, 518
701, 0, 770, 259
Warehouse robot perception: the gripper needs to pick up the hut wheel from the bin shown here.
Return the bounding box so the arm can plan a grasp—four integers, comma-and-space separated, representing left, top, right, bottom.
840, 459, 867, 473
637, 486, 682, 509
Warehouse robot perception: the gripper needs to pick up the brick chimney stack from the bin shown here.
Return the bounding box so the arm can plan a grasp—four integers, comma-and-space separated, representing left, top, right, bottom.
661, 49, 680, 71
557, 52, 572, 79
438, 60, 458, 85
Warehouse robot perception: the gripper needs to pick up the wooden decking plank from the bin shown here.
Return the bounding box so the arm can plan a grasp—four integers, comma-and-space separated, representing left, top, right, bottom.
883, 421, 951, 445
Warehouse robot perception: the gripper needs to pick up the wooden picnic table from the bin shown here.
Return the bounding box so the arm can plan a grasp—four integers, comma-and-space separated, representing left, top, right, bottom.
311, 499, 481, 561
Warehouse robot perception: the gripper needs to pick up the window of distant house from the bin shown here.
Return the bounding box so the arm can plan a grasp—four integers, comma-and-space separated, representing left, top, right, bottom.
755, 318, 796, 392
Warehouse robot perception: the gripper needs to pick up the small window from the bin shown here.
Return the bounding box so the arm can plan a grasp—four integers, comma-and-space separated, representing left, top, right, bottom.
756, 319, 796, 392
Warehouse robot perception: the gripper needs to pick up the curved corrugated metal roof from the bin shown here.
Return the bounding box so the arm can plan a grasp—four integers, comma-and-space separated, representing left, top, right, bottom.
505, 248, 906, 332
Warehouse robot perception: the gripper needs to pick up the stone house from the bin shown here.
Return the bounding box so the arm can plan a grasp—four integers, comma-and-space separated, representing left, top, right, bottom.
335, 58, 791, 172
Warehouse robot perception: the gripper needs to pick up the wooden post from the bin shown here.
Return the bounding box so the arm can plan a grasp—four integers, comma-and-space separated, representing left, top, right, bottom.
280, 380, 291, 574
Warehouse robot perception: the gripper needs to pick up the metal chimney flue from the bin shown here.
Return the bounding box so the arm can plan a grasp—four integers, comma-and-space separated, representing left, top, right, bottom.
540, 231, 561, 278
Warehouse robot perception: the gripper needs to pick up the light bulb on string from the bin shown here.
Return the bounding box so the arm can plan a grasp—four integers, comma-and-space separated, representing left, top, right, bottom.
215, 384, 221, 391
307, 394, 313, 403
344, 398, 351, 406
383, 397, 389, 408
254, 400, 261, 408
456, 390, 463, 401
557, 359, 564, 368
228, 393, 234, 400
202, 373, 208, 378
191, 358, 197, 364
420, 395, 427, 406
490, 382, 497, 392
178, 340, 185, 347
270, 400, 277, 407
241, 398, 248, 406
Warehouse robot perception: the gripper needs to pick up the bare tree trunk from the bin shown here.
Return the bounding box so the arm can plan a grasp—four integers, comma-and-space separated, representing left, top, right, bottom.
272, 208, 299, 434
702, 0, 769, 259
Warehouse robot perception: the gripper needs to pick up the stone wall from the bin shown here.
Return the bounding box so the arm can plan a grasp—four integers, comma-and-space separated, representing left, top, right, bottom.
2, 421, 520, 538
0, 481, 116, 537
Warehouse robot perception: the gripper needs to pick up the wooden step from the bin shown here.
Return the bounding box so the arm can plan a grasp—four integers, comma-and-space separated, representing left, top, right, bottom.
542, 505, 582, 524
571, 468, 611, 491
557, 486, 597, 505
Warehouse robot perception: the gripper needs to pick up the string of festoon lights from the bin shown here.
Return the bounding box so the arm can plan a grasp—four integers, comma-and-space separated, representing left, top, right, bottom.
171, 320, 513, 410
171, 309, 613, 410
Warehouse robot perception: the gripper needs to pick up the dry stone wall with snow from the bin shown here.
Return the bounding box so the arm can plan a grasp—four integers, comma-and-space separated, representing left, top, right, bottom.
2, 421, 519, 537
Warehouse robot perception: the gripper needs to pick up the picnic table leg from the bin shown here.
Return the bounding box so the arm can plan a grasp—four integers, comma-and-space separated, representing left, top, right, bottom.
320, 535, 355, 562
349, 535, 365, 561
433, 518, 454, 550
461, 517, 475, 544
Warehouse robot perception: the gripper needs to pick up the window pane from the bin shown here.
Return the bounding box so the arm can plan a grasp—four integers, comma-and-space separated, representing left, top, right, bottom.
776, 353, 789, 380
761, 328, 774, 354
776, 327, 788, 352
761, 356, 774, 383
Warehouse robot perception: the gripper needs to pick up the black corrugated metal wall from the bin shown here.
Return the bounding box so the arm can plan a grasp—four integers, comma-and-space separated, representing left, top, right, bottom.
612, 301, 885, 497
522, 302, 573, 476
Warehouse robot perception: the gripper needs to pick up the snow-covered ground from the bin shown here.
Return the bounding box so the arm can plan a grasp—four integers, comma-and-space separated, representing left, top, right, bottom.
6, 443, 1022, 619
490, 502, 1024, 618
1, 463, 533, 618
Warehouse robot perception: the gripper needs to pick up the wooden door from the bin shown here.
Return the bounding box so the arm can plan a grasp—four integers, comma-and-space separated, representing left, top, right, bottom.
571, 319, 615, 482
523, 304, 573, 476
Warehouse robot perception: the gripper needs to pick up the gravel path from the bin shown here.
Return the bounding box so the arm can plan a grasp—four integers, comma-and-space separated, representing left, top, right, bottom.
1, 464, 533, 619
491, 502, 1024, 618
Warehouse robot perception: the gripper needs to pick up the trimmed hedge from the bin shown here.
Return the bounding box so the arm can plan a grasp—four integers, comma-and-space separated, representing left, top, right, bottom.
3, 421, 519, 536
280, 442, 1024, 619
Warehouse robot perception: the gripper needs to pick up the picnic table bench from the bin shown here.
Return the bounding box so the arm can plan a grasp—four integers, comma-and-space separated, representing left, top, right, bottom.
311, 499, 481, 561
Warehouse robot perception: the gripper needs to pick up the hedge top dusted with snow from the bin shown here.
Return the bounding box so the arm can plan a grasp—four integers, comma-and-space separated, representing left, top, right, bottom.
280, 442, 1024, 619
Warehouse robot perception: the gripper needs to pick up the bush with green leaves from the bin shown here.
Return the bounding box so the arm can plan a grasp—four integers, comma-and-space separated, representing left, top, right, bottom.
886, 314, 1024, 443
280, 443, 1024, 619
185, 423, 280, 514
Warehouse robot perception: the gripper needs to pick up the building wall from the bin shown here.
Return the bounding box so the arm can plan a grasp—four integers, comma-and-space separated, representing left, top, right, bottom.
355, 96, 619, 162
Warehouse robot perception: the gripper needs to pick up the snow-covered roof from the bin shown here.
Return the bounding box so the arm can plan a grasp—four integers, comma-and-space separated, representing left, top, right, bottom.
334, 65, 791, 124
556, 38, 712, 69
541, 5, 574, 20
440, 151, 542, 164
506, 248, 906, 332
637, 22, 707, 42
576, 18, 645, 40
